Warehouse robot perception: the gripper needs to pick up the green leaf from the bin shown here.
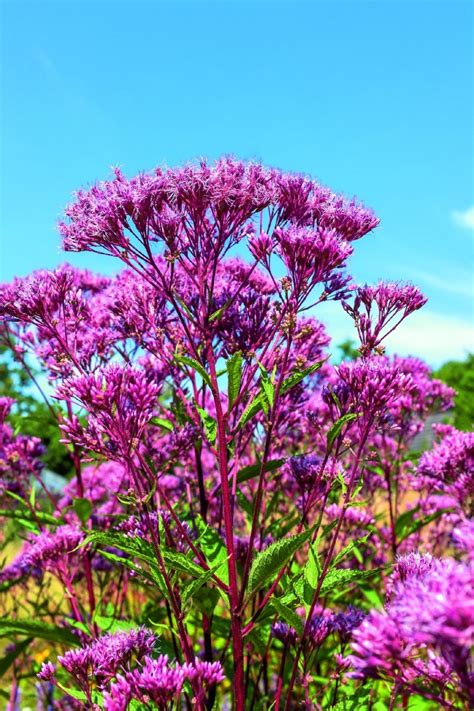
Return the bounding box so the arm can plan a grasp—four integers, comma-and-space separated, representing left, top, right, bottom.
236, 459, 284, 485
395, 506, 450, 544
236, 361, 324, 430
0, 508, 59, 526
259, 364, 275, 411
181, 567, 217, 605
196, 520, 229, 585
0, 637, 32, 677
94, 549, 164, 592
271, 597, 303, 636
226, 351, 243, 408
319, 568, 379, 595
175, 355, 212, 388
248, 528, 313, 595
326, 413, 361, 450
332, 532, 372, 568
209, 298, 233, 323
92, 616, 137, 634
0, 619, 79, 646
73, 497, 92, 524
195, 405, 217, 446
279, 361, 325, 396
163, 550, 206, 578
304, 542, 320, 589
149, 417, 174, 432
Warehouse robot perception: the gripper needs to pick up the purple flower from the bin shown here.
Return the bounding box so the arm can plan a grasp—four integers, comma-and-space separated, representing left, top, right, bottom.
37, 661, 56, 681
22, 525, 84, 573
331, 606, 366, 640
342, 281, 427, 355
56, 364, 160, 458
0, 397, 45, 503
58, 628, 156, 690
452, 518, 474, 558
103, 654, 225, 709
271, 621, 298, 645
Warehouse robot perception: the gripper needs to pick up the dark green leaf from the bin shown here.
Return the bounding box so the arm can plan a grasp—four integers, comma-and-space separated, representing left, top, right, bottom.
326, 413, 361, 451
0, 619, 79, 646
319, 568, 379, 595
226, 351, 243, 408
279, 361, 325, 396
181, 568, 217, 605
248, 528, 313, 595
332, 531, 372, 568
395, 507, 450, 544
195, 405, 217, 446
196, 520, 229, 585
163, 550, 206, 578
237, 361, 324, 430
271, 597, 303, 636
236, 459, 284, 485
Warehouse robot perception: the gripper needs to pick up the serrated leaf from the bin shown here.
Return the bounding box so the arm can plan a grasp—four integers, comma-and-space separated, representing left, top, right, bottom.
95, 549, 164, 592
326, 413, 361, 450
196, 519, 229, 585
84, 531, 157, 568
93, 616, 137, 633
248, 528, 313, 595
0, 508, 59, 526
226, 351, 243, 408
259, 364, 275, 410
195, 405, 217, 446
175, 355, 212, 388
0, 619, 79, 646
237, 393, 265, 430
209, 298, 233, 323
163, 550, 206, 578
319, 568, 379, 595
271, 597, 303, 636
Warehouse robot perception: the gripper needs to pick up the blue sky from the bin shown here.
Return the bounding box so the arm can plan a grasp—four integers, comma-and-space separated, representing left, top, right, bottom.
1, 0, 473, 365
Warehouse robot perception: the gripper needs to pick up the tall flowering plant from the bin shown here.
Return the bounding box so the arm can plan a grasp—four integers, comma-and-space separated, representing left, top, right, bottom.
0, 158, 471, 710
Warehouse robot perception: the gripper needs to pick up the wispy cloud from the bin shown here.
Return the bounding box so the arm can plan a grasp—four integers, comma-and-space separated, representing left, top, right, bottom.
408, 269, 474, 299
386, 310, 474, 366
314, 302, 474, 367
452, 206, 474, 230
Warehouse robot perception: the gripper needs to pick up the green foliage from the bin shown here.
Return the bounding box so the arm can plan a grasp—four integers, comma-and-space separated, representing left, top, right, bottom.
337, 339, 360, 362
0, 345, 71, 475
327, 413, 361, 450
237, 361, 324, 430
248, 528, 313, 596
0, 619, 80, 646
0, 637, 32, 677
226, 351, 243, 408
434, 352, 474, 431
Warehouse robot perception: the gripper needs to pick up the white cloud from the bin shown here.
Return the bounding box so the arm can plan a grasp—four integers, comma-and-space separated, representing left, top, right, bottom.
408, 269, 474, 299
314, 302, 474, 367
452, 206, 474, 230
385, 310, 474, 366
